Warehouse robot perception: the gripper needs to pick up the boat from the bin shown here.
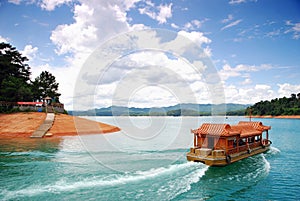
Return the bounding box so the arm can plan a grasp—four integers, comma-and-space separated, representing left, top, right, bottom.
186, 121, 272, 166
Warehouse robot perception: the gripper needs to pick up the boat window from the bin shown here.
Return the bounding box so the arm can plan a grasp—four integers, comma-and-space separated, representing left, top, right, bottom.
239, 138, 246, 146
255, 136, 261, 142
228, 138, 237, 148
248, 137, 255, 144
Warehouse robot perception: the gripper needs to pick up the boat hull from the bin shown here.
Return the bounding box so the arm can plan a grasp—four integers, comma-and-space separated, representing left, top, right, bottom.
186, 145, 270, 166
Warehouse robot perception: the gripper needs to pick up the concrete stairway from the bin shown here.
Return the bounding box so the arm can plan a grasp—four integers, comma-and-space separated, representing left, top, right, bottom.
31, 113, 55, 138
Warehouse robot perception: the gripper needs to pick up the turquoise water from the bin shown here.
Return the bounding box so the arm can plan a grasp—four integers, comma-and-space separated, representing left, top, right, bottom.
0, 116, 299, 200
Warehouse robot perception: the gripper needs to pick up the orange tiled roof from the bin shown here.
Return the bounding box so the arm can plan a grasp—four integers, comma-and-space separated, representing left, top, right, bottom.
194, 123, 240, 136
193, 121, 270, 137
238, 121, 271, 131
231, 125, 261, 137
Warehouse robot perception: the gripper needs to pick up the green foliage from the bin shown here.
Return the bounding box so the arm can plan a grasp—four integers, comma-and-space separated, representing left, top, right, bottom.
0, 42, 32, 101
32, 71, 61, 102
247, 93, 300, 116
0, 42, 61, 103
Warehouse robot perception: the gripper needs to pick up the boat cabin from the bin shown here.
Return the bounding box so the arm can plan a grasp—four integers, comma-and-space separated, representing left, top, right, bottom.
187, 121, 271, 166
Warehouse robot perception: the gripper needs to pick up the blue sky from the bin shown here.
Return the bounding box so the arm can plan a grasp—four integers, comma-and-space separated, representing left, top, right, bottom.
0, 0, 299, 110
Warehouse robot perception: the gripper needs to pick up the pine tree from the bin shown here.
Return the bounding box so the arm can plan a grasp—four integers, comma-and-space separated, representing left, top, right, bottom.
32, 71, 61, 102
0, 42, 32, 101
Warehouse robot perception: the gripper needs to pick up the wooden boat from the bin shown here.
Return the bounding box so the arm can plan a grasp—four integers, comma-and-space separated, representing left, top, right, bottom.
186, 121, 272, 166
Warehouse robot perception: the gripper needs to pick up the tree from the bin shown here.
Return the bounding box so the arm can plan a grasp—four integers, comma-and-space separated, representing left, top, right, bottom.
249, 93, 300, 116
0, 42, 32, 101
32, 71, 61, 102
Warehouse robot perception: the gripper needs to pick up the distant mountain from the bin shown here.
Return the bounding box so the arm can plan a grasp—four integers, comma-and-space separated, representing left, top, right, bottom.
69, 103, 250, 116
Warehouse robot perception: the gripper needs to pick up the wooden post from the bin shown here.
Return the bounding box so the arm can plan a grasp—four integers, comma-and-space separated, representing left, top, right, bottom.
194, 134, 196, 147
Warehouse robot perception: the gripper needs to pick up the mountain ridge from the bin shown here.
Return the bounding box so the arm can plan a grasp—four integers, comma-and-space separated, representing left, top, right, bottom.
69, 103, 249, 116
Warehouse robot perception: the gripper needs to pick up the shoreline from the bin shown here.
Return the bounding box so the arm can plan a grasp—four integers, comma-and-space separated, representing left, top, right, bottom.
0, 112, 120, 139
247, 115, 300, 119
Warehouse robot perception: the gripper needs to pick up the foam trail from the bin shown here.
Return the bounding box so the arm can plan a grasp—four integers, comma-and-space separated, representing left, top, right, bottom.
262, 154, 271, 173
269, 146, 281, 155
2, 162, 206, 200
168, 164, 208, 200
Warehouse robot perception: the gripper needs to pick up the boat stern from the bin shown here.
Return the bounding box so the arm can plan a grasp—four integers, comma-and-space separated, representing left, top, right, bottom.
186, 148, 228, 166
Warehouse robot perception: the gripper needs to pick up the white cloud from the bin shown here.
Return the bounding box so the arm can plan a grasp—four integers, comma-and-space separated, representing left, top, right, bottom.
87, 50, 209, 108
229, 0, 246, 4
221, 19, 242, 31
285, 21, 300, 39
224, 84, 275, 104
255, 84, 271, 90
178, 30, 211, 46
138, 2, 173, 24
33, 0, 212, 109
157, 3, 172, 24
278, 83, 300, 97
241, 78, 251, 85
184, 19, 203, 30
219, 63, 272, 81
21, 45, 38, 60
47, 0, 142, 109
171, 23, 179, 29
73, 28, 217, 109
8, 0, 22, 5
221, 14, 233, 24
0, 35, 8, 43
40, 0, 72, 11
50, 3, 98, 55
229, 0, 258, 5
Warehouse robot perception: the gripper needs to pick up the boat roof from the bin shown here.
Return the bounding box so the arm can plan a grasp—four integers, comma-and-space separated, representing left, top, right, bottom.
192, 121, 271, 137
237, 121, 271, 131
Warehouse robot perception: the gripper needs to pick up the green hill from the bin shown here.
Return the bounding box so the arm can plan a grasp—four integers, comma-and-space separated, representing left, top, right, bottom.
247, 93, 300, 116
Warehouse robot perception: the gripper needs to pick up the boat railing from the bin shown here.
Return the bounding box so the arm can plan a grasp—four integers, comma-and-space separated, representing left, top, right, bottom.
249, 141, 261, 149
227, 145, 248, 155
227, 141, 264, 155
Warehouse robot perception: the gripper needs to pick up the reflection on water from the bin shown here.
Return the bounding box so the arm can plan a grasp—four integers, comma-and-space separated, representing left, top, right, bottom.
0, 137, 62, 153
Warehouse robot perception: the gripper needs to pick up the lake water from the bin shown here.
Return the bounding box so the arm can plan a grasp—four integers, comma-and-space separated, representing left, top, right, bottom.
0, 116, 299, 200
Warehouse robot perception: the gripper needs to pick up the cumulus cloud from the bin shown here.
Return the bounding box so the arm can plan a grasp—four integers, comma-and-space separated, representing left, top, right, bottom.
224, 84, 275, 104
178, 30, 211, 46
72, 28, 219, 109
47, 0, 142, 109
184, 19, 204, 30
22, 0, 212, 109
278, 83, 300, 97
21, 45, 38, 60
